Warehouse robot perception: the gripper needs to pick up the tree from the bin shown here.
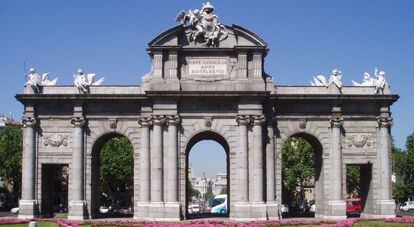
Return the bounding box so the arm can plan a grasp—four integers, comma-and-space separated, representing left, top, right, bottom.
99, 136, 133, 206
346, 165, 361, 198
393, 133, 414, 203
282, 137, 315, 205
203, 192, 214, 202
186, 181, 200, 201
220, 186, 227, 195
0, 125, 23, 205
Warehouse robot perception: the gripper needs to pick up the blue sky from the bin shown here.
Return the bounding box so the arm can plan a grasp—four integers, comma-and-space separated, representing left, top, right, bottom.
1, 1, 413, 177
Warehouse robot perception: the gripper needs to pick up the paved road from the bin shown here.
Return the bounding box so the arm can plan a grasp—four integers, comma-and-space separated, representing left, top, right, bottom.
0, 211, 17, 218
396, 210, 414, 217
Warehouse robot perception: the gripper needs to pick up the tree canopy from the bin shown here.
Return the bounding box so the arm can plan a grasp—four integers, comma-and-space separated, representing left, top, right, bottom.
282, 137, 315, 204
393, 133, 414, 202
99, 136, 134, 205
0, 125, 22, 204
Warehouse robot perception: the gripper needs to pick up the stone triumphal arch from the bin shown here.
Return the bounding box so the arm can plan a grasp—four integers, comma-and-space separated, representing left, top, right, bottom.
17, 3, 398, 221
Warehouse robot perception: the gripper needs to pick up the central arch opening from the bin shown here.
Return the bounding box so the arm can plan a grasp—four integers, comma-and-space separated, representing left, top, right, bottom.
91, 133, 134, 218
185, 131, 230, 219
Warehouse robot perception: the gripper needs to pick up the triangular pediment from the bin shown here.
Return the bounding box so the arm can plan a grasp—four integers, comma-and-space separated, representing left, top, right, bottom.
148, 24, 267, 48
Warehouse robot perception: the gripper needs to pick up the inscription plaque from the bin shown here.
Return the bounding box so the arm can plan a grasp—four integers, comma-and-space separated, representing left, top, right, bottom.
187, 57, 229, 81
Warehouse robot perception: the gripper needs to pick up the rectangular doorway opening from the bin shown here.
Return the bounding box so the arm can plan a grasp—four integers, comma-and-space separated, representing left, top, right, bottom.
41, 164, 69, 218
346, 163, 372, 218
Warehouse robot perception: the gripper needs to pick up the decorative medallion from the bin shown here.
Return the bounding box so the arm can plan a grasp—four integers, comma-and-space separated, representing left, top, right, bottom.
346, 134, 373, 148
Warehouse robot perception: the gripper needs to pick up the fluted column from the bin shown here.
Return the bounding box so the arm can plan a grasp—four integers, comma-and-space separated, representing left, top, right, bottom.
151, 115, 164, 202
138, 118, 152, 201
330, 116, 343, 201
377, 116, 393, 201
250, 115, 265, 202
266, 120, 275, 202
165, 115, 179, 202
236, 115, 250, 202
68, 116, 86, 220
19, 117, 38, 218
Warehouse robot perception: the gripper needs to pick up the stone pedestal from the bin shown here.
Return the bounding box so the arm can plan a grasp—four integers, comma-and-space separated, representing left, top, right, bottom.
134, 202, 149, 220
18, 200, 38, 219
231, 202, 251, 221
164, 202, 181, 221
149, 202, 165, 220
326, 200, 347, 219
68, 201, 86, 220
266, 201, 280, 220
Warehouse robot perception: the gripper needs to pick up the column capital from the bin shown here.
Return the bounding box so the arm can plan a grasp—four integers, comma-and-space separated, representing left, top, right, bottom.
71, 117, 85, 128
138, 117, 153, 128
152, 115, 165, 126
166, 115, 180, 126
22, 117, 36, 128
330, 116, 344, 128
236, 115, 250, 126
377, 116, 393, 128
251, 115, 265, 126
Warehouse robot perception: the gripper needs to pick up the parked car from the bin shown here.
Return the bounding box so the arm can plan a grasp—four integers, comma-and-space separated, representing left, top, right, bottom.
309, 203, 316, 213
280, 204, 289, 213
190, 204, 200, 214
400, 200, 414, 212
99, 206, 110, 214
346, 198, 362, 214
10, 207, 19, 214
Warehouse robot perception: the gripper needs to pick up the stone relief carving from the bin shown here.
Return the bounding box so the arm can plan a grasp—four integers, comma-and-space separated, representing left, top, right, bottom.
298, 119, 307, 129
109, 119, 118, 129
310, 69, 343, 90
346, 134, 373, 148
43, 134, 69, 147
25, 68, 58, 93
176, 2, 228, 46
73, 69, 105, 94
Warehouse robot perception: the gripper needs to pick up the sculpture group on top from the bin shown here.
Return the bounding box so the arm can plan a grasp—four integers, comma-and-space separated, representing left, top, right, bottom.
176, 2, 228, 47
24, 67, 104, 94
310, 68, 388, 94
25, 68, 58, 93
73, 69, 105, 94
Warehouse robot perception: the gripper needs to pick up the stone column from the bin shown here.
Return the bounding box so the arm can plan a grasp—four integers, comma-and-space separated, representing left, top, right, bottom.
328, 116, 346, 219
265, 118, 279, 219
68, 117, 86, 220
376, 116, 395, 217
250, 115, 266, 219
164, 115, 180, 221
136, 117, 152, 219
150, 115, 164, 219
233, 115, 251, 220
19, 117, 38, 218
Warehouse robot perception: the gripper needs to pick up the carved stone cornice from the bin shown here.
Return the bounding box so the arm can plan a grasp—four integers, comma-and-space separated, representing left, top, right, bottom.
138, 117, 153, 128
166, 115, 180, 126
22, 117, 36, 128
330, 116, 344, 128
377, 116, 393, 128
152, 115, 165, 126
251, 115, 265, 126
71, 117, 85, 128
236, 115, 250, 126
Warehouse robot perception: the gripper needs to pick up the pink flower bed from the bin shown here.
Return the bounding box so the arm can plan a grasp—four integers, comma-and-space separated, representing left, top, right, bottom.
0, 217, 413, 227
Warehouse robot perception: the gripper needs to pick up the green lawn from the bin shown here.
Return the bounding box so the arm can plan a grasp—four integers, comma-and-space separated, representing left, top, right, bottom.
354, 220, 414, 227
0, 222, 58, 227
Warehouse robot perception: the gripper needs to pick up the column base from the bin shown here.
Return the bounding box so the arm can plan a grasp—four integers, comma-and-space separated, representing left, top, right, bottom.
18, 200, 38, 219
376, 199, 396, 217
68, 200, 86, 220
326, 200, 347, 219
164, 202, 180, 221
134, 202, 150, 220
230, 202, 266, 221
266, 201, 280, 220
